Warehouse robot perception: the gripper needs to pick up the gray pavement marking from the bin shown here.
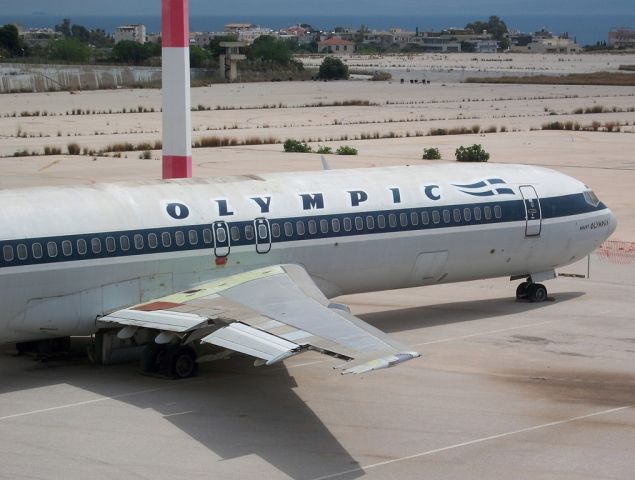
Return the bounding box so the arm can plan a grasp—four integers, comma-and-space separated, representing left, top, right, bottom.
310, 404, 635, 480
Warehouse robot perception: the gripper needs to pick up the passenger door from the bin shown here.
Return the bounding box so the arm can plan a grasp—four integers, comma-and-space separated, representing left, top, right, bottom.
519, 185, 542, 237
254, 218, 272, 254
213, 221, 230, 257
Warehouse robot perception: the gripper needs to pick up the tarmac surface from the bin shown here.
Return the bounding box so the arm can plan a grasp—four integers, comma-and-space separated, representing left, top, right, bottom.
1, 61, 634, 478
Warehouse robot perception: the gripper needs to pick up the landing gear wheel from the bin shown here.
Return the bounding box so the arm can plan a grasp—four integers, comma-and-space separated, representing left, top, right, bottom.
516, 282, 530, 300
527, 283, 548, 303
160, 346, 198, 379
140, 343, 163, 374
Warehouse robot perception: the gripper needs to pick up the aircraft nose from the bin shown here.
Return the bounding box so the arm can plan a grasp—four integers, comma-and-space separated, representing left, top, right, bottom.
608, 210, 618, 238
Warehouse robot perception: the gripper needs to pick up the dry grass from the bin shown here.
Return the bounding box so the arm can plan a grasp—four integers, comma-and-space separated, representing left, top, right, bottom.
465, 72, 635, 86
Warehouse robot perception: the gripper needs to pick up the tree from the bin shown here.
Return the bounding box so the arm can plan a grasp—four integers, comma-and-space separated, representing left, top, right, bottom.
189, 45, 209, 68
111, 41, 159, 65
318, 56, 349, 80
48, 38, 91, 63
465, 16, 508, 41
0, 24, 23, 57
55, 18, 72, 37
71, 24, 90, 43
248, 35, 292, 64
207, 35, 238, 58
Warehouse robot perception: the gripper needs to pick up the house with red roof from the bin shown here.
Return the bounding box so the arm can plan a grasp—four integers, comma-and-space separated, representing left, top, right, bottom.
318, 37, 355, 54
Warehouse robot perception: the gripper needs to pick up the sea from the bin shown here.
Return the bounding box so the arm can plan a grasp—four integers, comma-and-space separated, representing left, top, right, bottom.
1, 14, 634, 46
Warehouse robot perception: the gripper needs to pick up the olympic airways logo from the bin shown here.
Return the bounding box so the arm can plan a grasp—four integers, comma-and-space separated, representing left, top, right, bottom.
452, 178, 515, 197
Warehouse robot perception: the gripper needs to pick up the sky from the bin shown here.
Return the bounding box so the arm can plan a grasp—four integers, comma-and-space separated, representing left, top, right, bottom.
2, 0, 633, 16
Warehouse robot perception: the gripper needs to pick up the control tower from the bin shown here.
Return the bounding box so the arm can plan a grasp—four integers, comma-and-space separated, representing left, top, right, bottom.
219, 42, 246, 82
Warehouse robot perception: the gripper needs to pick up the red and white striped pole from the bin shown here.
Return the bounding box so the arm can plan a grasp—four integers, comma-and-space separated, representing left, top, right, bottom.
161, 0, 192, 179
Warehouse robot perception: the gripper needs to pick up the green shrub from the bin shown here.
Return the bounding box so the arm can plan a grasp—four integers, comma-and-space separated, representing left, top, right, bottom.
316, 145, 333, 154
318, 56, 349, 80
139, 150, 152, 159
455, 144, 490, 162
336, 145, 358, 155
422, 147, 441, 160
283, 139, 312, 153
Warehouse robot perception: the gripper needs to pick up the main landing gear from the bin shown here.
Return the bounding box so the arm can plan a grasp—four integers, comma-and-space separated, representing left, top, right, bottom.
516, 281, 548, 303
140, 343, 199, 379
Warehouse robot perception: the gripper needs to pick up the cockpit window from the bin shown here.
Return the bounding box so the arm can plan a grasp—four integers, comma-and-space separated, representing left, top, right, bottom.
583, 190, 600, 207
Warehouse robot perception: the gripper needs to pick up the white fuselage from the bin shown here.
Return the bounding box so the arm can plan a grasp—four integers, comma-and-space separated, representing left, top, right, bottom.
0, 163, 616, 344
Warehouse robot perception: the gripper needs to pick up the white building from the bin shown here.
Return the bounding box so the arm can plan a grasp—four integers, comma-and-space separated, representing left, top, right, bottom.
318, 38, 355, 54
527, 36, 580, 53
238, 28, 278, 45
114, 24, 146, 44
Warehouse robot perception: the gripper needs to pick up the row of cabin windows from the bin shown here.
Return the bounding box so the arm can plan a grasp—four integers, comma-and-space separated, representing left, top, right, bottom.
264, 205, 502, 240
1, 205, 504, 262
2, 228, 214, 263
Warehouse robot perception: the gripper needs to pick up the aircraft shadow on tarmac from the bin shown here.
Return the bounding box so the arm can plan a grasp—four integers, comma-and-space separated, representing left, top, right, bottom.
360, 292, 585, 333
0, 292, 583, 479
0, 347, 363, 480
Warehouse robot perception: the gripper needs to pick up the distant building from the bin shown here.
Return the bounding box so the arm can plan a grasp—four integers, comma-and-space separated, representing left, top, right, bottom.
189, 31, 229, 47
526, 35, 580, 53
609, 27, 635, 48
238, 28, 277, 45
114, 24, 146, 44
318, 38, 355, 54
224, 23, 256, 34
19, 28, 62, 48
408, 36, 462, 53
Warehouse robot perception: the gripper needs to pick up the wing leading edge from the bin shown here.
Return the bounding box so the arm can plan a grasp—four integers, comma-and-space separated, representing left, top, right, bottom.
100, 264, 419, 374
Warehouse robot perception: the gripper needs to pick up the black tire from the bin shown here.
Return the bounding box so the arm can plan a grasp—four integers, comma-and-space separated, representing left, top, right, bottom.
140, 343, 163, 374
527, 284, 548, 303
162, 346, 198, 379
516, 282, 530, 300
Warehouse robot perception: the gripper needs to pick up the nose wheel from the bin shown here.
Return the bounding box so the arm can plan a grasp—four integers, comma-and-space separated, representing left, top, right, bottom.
516, 282, 548, 302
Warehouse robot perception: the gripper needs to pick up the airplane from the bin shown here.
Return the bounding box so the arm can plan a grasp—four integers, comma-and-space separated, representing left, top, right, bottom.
0, 162, 617, 378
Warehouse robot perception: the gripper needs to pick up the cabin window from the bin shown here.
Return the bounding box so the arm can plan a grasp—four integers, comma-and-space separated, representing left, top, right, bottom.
443, 210, 451, 223
105, 237, 116, 253
388, 214, 397, 228
366, 216, 375, 230
284, 222, 293, 237
308, 220, 317, 235
175, 231, 185, 246
161, 232, 172, 247
134, 234, 144, 250
474, 207, 482, 221
230, 226, 240, 242
453, 209, 461, 223
148, 233, 158, 249
355, 217, 364, 231
91, 238, 101, 254
188, 230, 199, 245
202, 229, 213, 244
377, 215, 386, 229
400, 213, 408, 227
331, 218, 341, 233
296, 221, 305, 236
3, 245, 14, 262
464, 208, 472, 222
494, 205, 503, 219
120, 235, 130, 251
244, 225, 255, 241
215, 227, 227, 243
32, 243, 43, 259
258, 224, 268, 239
343, 217, 353, 232
271, 223, 281, 238
15, 244, 27, 261
47, 241, 58, 257
62, 240, 73, 256
320, 219, 329, 234
410, 212, 419, 226
421, 211, 430, 225
484, 206, 492, 220
77, 239, 87, 255
432, 210, 440, 224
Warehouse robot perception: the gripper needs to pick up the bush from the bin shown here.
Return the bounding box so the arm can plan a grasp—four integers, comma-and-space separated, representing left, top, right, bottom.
67, 143, 81, 155
318, 56, 349, 80
455, 144, 489, 162
247, 35, 292, 64
283, 139, 312, 153
48, 38, 91, 63
316, 145, 333, 154
336, 145, 358, 155
422, 147, 441, 160
139, 150, 152, 159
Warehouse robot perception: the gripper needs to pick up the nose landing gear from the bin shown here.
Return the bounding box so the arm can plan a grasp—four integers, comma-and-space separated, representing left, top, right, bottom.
516, 281, 548, 303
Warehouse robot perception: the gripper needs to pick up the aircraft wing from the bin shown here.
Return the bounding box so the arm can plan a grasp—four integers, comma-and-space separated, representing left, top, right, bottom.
99, 264, 419, 374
